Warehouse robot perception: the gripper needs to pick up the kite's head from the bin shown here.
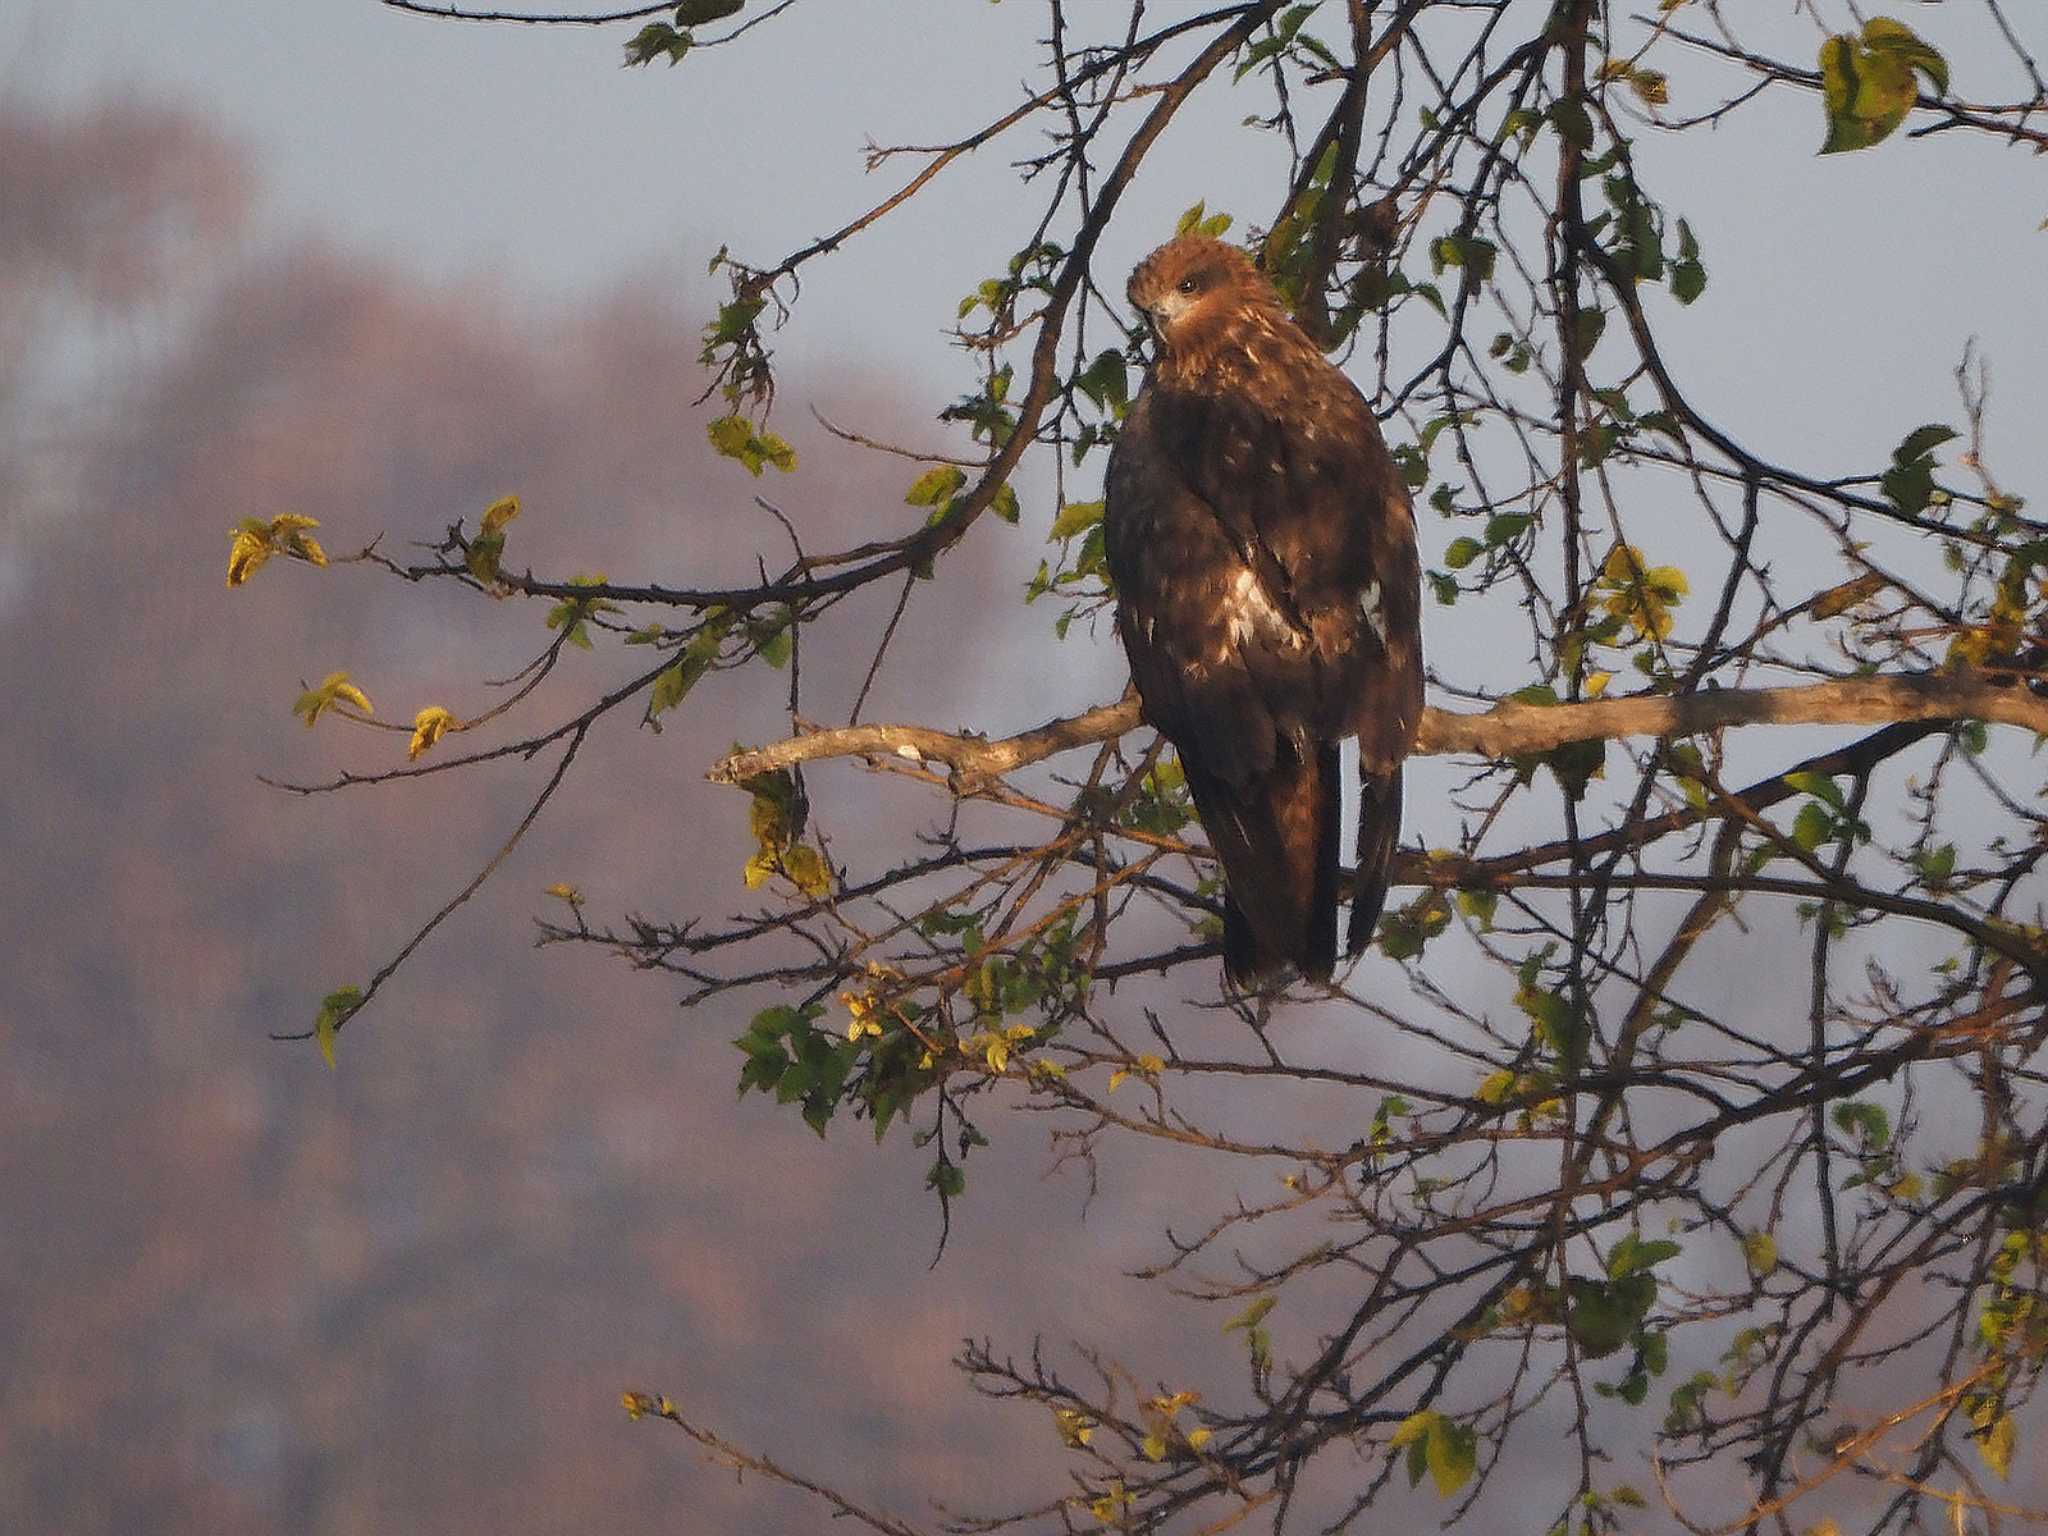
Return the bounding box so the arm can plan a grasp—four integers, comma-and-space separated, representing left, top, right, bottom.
1127, 236, 1282, 372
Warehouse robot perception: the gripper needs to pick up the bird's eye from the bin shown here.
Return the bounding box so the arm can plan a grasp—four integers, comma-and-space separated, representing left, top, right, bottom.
1176, 276, 1199, 295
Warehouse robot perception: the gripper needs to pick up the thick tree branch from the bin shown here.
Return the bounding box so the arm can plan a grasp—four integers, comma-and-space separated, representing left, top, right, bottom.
709, 671, 2047, 787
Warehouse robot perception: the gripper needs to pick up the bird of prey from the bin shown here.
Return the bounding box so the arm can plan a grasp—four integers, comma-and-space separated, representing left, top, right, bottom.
1104, 236, 1422, 986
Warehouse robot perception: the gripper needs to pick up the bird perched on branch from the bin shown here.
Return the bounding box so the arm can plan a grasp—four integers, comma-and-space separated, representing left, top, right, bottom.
1104, 236, 1422, 986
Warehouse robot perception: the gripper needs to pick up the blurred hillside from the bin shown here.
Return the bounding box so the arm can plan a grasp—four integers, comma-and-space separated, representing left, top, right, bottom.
0, 96, 1167, 1535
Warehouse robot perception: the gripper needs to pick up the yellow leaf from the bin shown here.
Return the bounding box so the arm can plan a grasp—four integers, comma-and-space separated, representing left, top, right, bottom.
742, 851, 778, 889
1054, 1408, 1096, 1448
226, 527, 271, 587
408, 705, 456, 760
1628, 67, 1669, 107
1477, 1069, 1516, 1105
1811, 572, 1887, 619
1139, 1431, 1167, 1462
1107, 1069, 1129, 1093
481, 494, 521, 534
270, 514, 328, 568
1136, 1053, 1164, 1075
842, 990, 883, 1041
312, 985, 361, 1071
1583, 670, 1612, 698
544, 882, 583, 904
228, 513, 329, 587
292, 671, 374, 728
1089, 1484, 1133, 1522
1390, 1409, 1440, 1450
1981, 1409, 2015, 1480
1186, 1426, 1212, 1451
781, 844, 831, 899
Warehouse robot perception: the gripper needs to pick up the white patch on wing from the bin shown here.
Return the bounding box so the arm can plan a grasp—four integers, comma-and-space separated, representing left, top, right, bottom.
1359, 578, 1388, 646
1222, 567, 1306, 651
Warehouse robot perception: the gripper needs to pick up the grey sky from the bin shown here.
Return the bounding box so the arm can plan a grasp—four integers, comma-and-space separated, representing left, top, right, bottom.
19, 1, 2043, 480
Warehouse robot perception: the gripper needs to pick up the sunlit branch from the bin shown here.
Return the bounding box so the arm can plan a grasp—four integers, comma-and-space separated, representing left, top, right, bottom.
709, 670, 2048, 787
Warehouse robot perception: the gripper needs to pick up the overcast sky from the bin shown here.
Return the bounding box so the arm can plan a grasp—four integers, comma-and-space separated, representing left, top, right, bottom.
14, 0, 2047, 611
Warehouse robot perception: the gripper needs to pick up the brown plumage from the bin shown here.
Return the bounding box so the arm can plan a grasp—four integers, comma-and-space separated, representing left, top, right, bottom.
1103, 237, 1422, 985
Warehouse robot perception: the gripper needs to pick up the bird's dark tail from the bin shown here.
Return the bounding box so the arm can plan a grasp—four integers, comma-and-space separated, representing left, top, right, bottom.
1187, 740, 1342, 988
1346, 761, 1404, 959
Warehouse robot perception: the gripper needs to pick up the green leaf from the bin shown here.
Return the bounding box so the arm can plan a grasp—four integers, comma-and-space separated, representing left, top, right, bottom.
649, 662, 694, 717
1607, 1234, 1682, 1279
314, 986, 363, 1071
1074, 350, 1130, 415
904, 465, 967, 507
1894, 423, 1958, 464
1742, 1230, 1778, 1277
1443, 536, 1484, 570
1832, 1099, 1891, 1149
1457, 888, 1498, 929
1865, 17, 1948, 96
706, 415, 796, 476
1571, 307, 1606, 363
927, 1159, 966, 1199
465, 529, 505, 584
1640, 1330, 1669, 1378
1914, 842, 1957, 886
1429, 234, 1497, 290
1819, 20, 1947, 154
674, 0, 743, 22
1567, 1276, 1653, 1359
1782, 770, 1847, 810
623, 21, 691, 66
1425, 1416, 1477, 1498
1483, 513, 1530, 546
1224, 1295, 1277, 1333
1791, 801, 1833, 852
1549, 96, 1594, 151
1048, 500, 1104, 542
990, 484, 1021, 525
1175, 199, 1236, 236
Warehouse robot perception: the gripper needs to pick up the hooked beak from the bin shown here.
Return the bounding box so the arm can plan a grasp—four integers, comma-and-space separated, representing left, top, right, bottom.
1134, 289, 1188, 347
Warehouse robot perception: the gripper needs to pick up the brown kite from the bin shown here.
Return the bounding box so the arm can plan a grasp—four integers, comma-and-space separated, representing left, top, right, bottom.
1104, 237, 1423, 985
